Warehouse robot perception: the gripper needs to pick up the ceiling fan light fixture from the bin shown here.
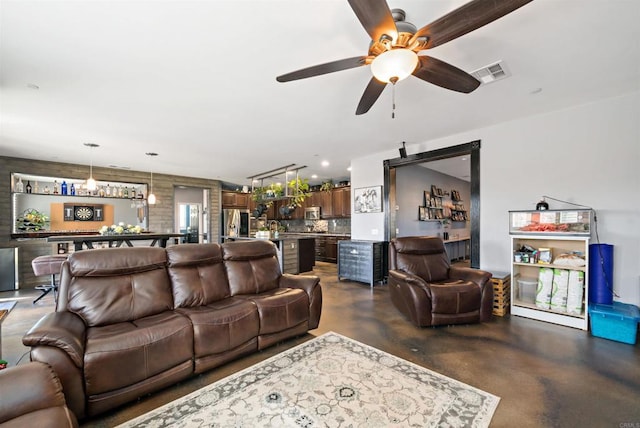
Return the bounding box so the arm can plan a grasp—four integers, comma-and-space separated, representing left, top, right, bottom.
370, 49, 418, 83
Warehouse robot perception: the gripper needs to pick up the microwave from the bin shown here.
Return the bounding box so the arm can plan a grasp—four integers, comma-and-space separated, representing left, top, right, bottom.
304, 207, 321, 220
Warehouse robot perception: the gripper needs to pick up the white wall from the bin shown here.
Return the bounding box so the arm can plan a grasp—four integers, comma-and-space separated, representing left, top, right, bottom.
351, 91, 640, 306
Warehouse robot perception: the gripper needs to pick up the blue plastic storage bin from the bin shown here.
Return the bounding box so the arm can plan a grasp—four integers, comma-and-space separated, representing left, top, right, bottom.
588, 302, 640, 345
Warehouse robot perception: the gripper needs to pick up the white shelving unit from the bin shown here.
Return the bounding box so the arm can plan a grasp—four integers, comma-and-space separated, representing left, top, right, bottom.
510, 235, 590, 330
509, 209, 593, 330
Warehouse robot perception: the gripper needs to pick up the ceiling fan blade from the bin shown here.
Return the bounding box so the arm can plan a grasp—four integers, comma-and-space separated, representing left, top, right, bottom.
413, 56, 480, 94
276, 56, 368, 82
410, 0, 534, 50
348, 0, 397, 43
356, 77, 387, 115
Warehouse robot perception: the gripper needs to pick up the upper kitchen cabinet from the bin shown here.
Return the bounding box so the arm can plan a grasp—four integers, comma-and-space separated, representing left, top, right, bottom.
222, 191, 249, 208
305, 187, 350, 219
331, 187, 351, 218
319, 191, 333, 218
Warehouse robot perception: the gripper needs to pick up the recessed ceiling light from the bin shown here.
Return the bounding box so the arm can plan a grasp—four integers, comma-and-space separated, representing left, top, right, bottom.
347, 166, 352, 171
461, 157, 467, 161
311, 174, 318, 179
321, 160, 330, 167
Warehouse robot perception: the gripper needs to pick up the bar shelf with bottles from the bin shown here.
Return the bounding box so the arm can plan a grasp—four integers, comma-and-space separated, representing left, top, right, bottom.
11, 173, 149, 237
12, 173, 147, 199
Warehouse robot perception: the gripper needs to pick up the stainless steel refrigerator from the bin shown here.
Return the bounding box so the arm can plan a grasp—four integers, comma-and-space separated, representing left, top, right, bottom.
221, 209, 250, 238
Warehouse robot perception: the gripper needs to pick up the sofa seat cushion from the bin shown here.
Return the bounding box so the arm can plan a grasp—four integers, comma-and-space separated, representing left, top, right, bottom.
176, 297, 259, 357
238, 288, 309, 335
430, 281, 482, 315
84, 311, 193, 396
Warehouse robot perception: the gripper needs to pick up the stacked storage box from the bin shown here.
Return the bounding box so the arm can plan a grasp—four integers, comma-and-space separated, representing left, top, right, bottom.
588, 302, 640, 345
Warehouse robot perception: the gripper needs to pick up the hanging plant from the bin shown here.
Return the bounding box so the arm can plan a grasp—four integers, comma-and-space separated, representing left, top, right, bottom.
251, 183, 284, 207
251, 179, 310, 208
287, 178, 311, 207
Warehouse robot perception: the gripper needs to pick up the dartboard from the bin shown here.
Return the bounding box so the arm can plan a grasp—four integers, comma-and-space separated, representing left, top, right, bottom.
74, 206, 94, 221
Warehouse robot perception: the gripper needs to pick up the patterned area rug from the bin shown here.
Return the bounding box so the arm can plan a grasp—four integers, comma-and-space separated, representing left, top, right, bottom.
118, 332, 499, 428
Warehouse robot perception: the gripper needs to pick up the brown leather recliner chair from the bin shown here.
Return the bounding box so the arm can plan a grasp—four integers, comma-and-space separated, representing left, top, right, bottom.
388, 236, 493, 327
0, 362, 78, 428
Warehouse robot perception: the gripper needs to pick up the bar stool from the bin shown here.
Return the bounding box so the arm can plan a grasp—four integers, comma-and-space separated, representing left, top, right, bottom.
31, 254, 68, 304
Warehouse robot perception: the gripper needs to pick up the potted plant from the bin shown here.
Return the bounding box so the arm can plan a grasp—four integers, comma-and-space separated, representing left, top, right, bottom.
320, 181, 333, 192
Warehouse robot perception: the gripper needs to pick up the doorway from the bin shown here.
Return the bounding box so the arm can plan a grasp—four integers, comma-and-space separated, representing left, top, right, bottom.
174, 186, 210, 243
383, 140, 481, 268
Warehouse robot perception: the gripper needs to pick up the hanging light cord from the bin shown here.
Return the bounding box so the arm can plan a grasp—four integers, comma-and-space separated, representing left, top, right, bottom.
541, 195, 618, 298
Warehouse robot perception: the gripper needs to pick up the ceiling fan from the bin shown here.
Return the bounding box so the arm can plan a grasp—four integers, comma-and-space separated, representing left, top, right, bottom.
276, 0, 533, 115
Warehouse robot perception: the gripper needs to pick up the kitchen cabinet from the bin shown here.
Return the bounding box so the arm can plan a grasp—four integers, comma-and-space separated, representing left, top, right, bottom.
314, 235, 349, 263
338, 240, 386, 287
306, 187, 351, 219
222, 191, 249, 208
315, 236, 327, 260
331, 187, 351, 217
319, 192, 333, 218
325, 237, 338, 262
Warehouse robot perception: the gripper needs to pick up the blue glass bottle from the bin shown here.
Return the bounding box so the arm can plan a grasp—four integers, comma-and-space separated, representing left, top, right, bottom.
61, 180, 68, 195
70, 183, 76, 196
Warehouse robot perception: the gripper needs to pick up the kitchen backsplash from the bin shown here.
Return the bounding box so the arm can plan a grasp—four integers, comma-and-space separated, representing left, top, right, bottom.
281, 218, 350, 234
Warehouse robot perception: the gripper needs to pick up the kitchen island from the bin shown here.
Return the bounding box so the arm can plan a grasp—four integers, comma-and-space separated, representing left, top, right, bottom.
221, 235, 316, 274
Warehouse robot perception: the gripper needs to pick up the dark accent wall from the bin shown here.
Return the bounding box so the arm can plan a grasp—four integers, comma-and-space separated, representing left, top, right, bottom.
0, 156, 222, 288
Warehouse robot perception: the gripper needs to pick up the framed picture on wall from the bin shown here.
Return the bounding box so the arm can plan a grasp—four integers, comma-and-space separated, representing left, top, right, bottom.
419, 206, 427, 221
354, 186, 382, 213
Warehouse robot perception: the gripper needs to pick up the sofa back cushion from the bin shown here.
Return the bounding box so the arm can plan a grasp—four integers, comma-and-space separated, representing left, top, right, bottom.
166, 243, 230, 307
221, 240, 280, 295
63, 247, 172, 327
391, 237, 450, 282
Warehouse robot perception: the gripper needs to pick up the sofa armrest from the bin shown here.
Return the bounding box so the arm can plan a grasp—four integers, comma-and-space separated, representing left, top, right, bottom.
279, 274, 322, 329
279, 273, 319, 295
0, 361, 76, 426
388, 270, 431, 294
449, 266, 494, 322
22, 312, 86, 368
449, 266, 492, 288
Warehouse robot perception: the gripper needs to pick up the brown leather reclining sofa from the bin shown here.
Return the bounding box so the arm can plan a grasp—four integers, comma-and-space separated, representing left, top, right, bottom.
23, 240, 322, 420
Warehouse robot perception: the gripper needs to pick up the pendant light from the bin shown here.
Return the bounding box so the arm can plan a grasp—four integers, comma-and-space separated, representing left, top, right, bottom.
84, 143, 99, 191
146, 152, 158, 205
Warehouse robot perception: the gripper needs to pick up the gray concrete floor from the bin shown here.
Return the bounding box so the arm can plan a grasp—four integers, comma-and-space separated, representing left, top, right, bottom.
1, 262, 639, 427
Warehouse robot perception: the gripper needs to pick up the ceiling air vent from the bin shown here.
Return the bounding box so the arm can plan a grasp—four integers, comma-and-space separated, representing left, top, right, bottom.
471, 61, 510, 85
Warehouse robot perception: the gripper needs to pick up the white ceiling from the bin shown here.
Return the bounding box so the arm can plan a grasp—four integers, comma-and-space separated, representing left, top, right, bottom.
1, 1, 639, 186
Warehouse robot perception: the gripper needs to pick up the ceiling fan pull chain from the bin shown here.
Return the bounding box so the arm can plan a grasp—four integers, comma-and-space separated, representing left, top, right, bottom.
391, 76, 398, 119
